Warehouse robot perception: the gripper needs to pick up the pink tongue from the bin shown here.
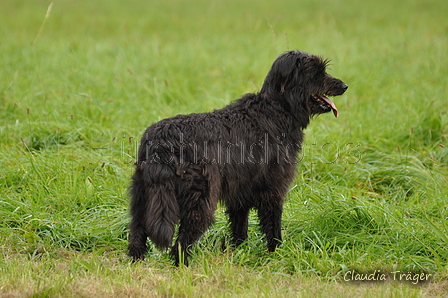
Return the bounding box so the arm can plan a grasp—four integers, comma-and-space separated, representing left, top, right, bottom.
320, 95, 339, 118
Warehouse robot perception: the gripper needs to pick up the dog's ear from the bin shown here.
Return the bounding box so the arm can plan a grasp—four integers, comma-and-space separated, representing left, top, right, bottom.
261, 51, 302, 96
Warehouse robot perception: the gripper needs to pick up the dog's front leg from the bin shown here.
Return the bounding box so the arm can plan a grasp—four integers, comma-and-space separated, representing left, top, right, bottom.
257, 196, 284, 252
226, 206, 250, 247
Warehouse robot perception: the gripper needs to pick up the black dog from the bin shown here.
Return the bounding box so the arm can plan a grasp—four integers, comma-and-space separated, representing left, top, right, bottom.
128, 50, 348, 266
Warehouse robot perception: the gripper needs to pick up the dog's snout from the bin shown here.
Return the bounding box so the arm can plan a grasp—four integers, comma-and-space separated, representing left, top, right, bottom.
341, 83, 348, 91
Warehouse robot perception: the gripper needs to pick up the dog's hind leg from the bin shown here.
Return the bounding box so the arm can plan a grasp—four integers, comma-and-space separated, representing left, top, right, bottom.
171, 191, 218, 266
128, 169, 149, 261
171, 168, 218, 266
226, 207, 250, 247
128, 219, 148, 262
257, 194, 284, 252
171, 165, 220, 266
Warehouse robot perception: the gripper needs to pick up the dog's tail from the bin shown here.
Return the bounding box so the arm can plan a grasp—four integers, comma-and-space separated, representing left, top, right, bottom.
135, 163, 179, 250
145, 180, 179, 249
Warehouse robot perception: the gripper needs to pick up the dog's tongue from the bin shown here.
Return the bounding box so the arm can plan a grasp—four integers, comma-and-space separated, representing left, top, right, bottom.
320, 95, 339, 118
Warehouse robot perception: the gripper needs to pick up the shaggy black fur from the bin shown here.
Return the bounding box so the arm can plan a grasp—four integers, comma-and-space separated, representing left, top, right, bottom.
128, 50, 348, 266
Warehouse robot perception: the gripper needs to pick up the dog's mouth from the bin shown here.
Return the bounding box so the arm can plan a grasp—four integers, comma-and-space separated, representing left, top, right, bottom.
311, 94, 339, 118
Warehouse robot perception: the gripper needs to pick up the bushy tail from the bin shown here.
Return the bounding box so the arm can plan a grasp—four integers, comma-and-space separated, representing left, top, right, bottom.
129, 162, 180, 260
145, 181, 179, 249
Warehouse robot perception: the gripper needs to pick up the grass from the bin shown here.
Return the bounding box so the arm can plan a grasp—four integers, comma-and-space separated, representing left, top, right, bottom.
1, 0, 447, 296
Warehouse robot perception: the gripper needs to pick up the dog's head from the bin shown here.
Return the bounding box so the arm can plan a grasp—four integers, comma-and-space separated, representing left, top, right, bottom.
260, 50, 348, 122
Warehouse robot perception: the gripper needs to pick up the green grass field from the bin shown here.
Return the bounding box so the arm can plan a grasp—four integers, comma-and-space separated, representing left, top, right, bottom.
1, 0, 447, 296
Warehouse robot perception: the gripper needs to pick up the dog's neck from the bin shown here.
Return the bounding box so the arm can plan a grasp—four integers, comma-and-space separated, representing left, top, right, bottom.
259, 92, 311, 130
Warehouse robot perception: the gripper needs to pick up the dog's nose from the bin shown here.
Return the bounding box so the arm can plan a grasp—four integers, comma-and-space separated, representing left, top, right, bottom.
342, 83, 348, 91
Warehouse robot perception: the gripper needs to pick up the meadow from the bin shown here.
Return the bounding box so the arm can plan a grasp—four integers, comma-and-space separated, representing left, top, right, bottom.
1, 0, 447, 296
